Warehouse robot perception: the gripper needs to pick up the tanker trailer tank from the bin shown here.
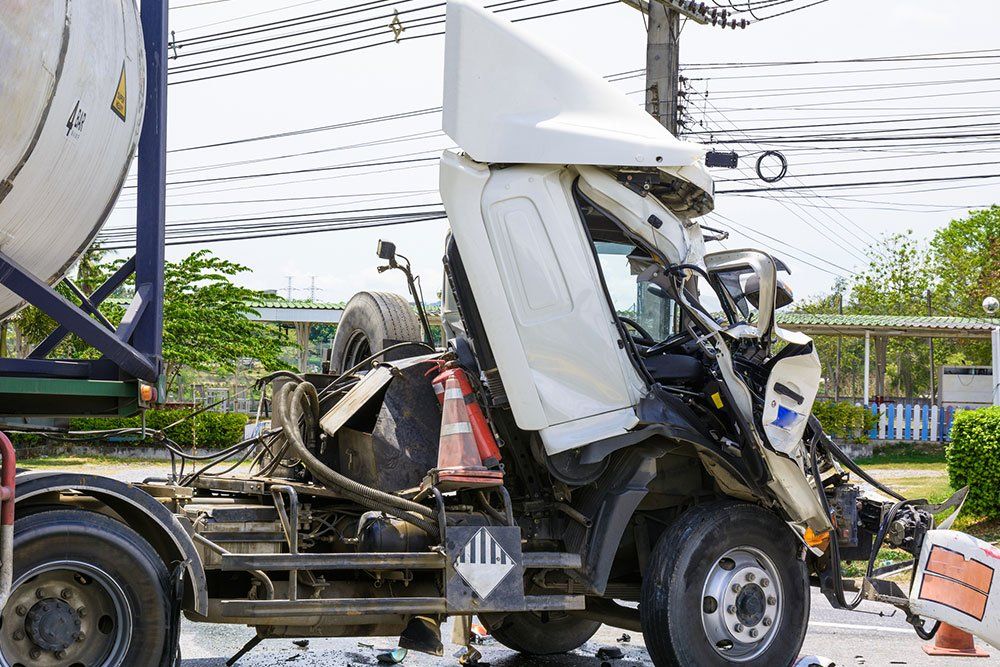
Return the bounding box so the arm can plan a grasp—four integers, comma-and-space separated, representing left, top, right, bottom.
0, 1, 146, 320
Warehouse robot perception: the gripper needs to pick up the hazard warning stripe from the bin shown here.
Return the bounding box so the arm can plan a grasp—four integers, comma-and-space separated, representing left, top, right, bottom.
919, 573, 989, 621
457, 529, 509, 565
925, 545, 994, 594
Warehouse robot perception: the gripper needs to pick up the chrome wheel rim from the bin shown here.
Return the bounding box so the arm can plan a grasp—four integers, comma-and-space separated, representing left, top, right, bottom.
0, 560, 133, 667
700, 546, 782, 662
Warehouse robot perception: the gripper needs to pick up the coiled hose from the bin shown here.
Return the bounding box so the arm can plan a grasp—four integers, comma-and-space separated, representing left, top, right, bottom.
278, 379, 441, 537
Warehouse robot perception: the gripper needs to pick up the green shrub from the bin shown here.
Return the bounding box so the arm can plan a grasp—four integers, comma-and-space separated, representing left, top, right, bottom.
946, 407, 1000, 519
811, 400, 878, 443
69, 409, 248, 450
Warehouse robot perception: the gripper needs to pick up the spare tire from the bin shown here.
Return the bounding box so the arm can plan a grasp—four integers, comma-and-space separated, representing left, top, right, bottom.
329, 291, 424, 373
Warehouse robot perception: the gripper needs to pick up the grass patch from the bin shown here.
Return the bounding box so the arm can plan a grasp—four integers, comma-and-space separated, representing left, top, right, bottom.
855, 451, 946, 466
18, 455, 165, 468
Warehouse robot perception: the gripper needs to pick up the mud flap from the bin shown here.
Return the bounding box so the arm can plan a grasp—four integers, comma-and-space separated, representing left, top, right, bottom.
445, 525, 525, 613
909, 530, 1000, 649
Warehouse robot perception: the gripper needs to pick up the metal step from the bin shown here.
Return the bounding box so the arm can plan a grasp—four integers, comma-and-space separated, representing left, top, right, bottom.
219, 594, 585, 618
219, 551, 582, 572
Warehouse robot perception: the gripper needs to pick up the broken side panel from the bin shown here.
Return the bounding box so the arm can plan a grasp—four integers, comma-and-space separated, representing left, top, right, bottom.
910, 530, 1000, 649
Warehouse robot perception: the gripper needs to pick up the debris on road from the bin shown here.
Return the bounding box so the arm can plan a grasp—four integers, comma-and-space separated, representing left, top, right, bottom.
596, 646, 624, 660
376, 647, 408, 664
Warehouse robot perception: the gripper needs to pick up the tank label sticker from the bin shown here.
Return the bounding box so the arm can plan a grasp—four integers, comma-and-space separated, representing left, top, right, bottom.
111, 63, 127, 121
454, 527, 516, 599
66, 100, 86, 139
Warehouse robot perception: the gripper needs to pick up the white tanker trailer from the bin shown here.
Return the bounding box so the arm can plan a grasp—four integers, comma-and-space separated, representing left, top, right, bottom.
0, 0, 145, 320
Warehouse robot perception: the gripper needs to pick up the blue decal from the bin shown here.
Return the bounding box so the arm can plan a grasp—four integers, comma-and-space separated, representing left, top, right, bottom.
772, 404, 800, 429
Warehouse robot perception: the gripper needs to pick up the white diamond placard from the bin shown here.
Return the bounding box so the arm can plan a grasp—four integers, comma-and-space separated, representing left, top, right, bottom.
453, 527, 516, 599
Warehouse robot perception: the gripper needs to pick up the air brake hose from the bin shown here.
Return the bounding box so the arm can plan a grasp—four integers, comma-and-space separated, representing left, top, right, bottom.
283, 380, 441, 536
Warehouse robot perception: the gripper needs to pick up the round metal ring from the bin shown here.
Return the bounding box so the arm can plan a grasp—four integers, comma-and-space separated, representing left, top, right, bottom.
700, 546, 783, 662
755, 150, 788, 183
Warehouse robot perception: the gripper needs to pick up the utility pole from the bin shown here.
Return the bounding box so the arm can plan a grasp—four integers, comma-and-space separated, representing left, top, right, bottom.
628, 0, 747, 133
309, 276, 317, 301
285, 276, 294, 300
645, 3, 680, 134
927, 290, 935, 405
834, 292, 842, 401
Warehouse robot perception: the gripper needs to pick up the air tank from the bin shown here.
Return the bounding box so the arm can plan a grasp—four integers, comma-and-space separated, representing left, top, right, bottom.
0, 0, 146, 320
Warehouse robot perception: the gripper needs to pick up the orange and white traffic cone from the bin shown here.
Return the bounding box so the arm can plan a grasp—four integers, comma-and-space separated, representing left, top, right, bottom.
922, 623, 990, 658
432, 373, 503, 491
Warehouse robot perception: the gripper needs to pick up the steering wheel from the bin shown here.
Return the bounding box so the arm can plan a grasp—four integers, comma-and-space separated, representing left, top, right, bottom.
619, 317, 656, 346
643, 329, 693, 357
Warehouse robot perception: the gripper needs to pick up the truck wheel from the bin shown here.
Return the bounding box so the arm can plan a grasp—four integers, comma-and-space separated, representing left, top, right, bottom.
482, 611, 600, 655
0, 509, 171, 667
640, 502, 809, 666
330, 291, 423, 373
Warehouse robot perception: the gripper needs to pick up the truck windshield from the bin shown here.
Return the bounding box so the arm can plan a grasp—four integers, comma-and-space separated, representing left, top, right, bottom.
594, 241, 678, 341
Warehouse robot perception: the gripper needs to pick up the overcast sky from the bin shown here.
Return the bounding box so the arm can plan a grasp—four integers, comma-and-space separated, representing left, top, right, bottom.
103, 0, 1000, 305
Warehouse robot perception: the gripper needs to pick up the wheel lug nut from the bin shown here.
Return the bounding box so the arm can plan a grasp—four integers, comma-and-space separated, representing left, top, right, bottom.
726, 605, 737, 614
15, 605, 26, 616
749, 628, 759, 638
734, 623, 744, 633
76, 631, 86, 642
61, 588, 74, 600
767, 596, 777, 605
29, 648, 41, 659
761, 578, 770, 588
12, 630, 23, 641
745, 572, 755, 582
55, 650, 67, 659
35, 588, 45, 599
731, 583, 741, 593
762, 617, 773, 627
77, 606, 87, 617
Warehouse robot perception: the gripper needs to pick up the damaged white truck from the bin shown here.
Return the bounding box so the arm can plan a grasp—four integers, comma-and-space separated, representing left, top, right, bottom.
2, 1, 998, 666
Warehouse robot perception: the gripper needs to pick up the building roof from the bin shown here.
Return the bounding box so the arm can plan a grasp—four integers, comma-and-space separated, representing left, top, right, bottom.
247, 299, 345, 310
777, 313, 1000, 338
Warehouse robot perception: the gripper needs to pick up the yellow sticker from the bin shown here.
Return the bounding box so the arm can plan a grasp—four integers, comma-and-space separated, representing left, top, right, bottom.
711, 392, 724, 409
111, 62, 127, 121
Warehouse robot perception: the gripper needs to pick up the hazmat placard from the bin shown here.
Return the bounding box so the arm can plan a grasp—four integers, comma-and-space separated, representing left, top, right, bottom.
111, 62, 127, 121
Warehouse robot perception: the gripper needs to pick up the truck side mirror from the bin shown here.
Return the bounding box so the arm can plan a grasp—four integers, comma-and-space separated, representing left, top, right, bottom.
376, 240, 397, 262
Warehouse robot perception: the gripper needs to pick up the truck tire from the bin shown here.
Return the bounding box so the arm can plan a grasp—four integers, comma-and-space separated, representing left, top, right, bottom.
329, 291, 423, 373
0, 509, 171, 667
640, 501, 809, 666
482, 611, 601, 655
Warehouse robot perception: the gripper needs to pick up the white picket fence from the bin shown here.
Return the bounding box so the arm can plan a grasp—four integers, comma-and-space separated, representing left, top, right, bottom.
866, 402, 968, 442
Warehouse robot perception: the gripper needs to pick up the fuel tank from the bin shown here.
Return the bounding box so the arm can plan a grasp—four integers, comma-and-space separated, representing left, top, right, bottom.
0, 0, 146, 319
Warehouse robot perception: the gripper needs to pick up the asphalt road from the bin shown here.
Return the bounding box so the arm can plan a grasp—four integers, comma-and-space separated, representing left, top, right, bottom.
176, 590, 997, 667
25, 462, 997, 665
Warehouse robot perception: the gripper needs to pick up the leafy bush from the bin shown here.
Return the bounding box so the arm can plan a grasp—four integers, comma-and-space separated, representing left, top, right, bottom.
946, 407, 1000, 518
69, 409, 248, 450
811, 400, 878, 443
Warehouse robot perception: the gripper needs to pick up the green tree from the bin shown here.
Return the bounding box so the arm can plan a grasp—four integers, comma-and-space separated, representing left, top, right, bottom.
156, 250, 287, 391
928, 205, 1000, 366
7, 249, 287, 392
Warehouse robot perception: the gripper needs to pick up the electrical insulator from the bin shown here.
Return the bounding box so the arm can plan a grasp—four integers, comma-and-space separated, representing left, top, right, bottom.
729, 18, 737, 29
698, 2, 707, 14
739, 18, 748, 28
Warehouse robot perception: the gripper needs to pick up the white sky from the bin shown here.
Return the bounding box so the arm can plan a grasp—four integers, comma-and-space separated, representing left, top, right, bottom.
104, 0, 1000, 305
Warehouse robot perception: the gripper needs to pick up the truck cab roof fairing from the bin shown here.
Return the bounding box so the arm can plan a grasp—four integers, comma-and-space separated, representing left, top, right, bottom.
442, 0, 709, 171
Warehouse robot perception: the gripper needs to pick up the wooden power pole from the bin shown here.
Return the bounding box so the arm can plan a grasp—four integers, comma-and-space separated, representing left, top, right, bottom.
645, 3, 680, 134
624, 0, 748, 133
